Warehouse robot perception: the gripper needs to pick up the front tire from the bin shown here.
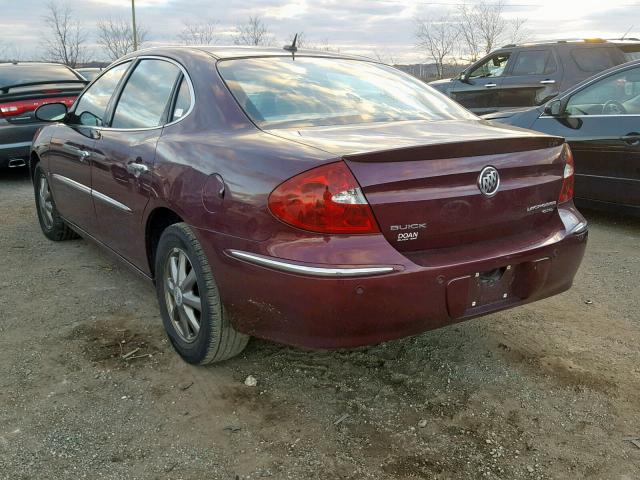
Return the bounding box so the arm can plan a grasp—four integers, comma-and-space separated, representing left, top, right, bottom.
34, 164, 78, 241
155, 223, 249, 364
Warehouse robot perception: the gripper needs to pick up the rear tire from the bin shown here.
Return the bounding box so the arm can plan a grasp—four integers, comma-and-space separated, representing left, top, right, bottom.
155, 223, 249, 364
34, 164, 78, 241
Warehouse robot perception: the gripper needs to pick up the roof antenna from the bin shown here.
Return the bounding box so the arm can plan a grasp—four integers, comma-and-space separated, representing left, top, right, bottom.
284, 33, 298, 60
621, 25, 634, 40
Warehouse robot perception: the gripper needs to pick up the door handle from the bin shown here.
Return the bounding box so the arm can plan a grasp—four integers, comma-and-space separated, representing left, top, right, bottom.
79, 150, 91, 164
621, 133, 640, 145
126, 162, 149, 177
540, 79, 556, 84
76, 149, 91, 163
485, 83, 497, 88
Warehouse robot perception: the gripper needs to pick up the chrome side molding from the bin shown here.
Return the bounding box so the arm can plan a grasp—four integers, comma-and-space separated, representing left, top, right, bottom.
228, 250, 396, 278
51, 173, 132, 213
52, 173, 91, 194
91, 189, 132, 212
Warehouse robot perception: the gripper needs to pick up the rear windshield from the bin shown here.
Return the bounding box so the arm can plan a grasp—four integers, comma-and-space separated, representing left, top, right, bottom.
218, 57, 476, 129
0, 63, 81, 88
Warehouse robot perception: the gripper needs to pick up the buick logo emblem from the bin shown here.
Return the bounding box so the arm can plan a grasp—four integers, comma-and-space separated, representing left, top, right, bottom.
478, 166, 500, 197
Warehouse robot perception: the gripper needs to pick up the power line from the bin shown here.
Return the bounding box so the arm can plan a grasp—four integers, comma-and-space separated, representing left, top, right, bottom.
420, 1, 640, 7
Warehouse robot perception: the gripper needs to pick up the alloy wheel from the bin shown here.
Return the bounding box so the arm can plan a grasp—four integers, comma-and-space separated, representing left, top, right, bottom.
38, 175, 54, 230
164, 247, 202, 343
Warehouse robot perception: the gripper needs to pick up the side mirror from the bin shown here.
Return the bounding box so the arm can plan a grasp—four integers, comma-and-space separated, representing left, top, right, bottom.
460, 71, 471, 84
544, 99, 564, 116
35, 102, 68, 122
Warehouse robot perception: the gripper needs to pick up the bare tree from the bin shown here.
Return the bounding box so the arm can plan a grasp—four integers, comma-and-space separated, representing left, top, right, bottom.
415, 16, 460, 79
234, 16, 273, 46
0, 42, 23, 62
373, 49, 398, 65
508, 17, 531, 45
475, 0, 508, 54
457, 4, 482, 63
41, 1, 88, 67
457, 1, 529, 58
179, 19, 218, 45
97, 18, 148, 61
316, 38, 340, 53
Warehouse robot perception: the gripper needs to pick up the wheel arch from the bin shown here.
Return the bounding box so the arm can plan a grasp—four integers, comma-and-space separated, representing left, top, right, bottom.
29, 151, 41, 182
145, 206, 184, 278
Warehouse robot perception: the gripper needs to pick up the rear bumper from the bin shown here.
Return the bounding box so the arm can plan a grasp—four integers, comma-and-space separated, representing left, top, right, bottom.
0, 141, 31, 167
194, 206, 588, 349
0, 122, 41, 166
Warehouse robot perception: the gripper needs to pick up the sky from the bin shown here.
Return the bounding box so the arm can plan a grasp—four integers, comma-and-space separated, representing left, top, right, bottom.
1, 0, 639, 63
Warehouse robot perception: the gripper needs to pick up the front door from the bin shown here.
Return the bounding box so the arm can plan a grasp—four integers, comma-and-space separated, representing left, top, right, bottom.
48, 61, 132, 232
47, 124, 96, 230
451, 52, 511, 114
91, 58, 183, 269
531, 64, 640, 207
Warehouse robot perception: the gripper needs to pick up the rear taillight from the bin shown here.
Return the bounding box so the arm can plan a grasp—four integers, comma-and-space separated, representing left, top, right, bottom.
268, 161, 380, 234
0, 96, 76, 118
558, 143, 574, 204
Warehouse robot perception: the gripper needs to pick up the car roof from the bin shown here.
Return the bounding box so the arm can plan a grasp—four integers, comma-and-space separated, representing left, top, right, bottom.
500, 38, 640, 49
0, 61, 72, 68
131, 45, 375, 62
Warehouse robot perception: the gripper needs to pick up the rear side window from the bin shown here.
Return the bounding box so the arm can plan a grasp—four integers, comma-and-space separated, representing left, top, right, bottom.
111, 59, 181, 129
617, 44, 640, 61
171, 78, 191, 122
510, 50, 556, 76
571, 47, 618, 72
74, 61, 131, 127
0, 64, 80, 88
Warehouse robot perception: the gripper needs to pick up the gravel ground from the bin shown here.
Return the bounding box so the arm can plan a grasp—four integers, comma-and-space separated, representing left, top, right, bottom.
1, 168, 639, 480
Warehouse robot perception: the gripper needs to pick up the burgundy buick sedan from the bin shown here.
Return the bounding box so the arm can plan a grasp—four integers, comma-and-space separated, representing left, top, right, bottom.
30, 47, 588, 364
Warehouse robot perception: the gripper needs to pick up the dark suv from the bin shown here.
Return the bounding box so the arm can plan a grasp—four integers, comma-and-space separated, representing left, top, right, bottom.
0, 62, 86, 169
429, 39, 640, 115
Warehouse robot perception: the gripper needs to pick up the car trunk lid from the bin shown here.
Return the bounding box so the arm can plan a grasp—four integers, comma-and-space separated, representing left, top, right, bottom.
267, 120, 566, 253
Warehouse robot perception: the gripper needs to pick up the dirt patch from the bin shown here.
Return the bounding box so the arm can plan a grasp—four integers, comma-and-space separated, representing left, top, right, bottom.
1, 170, 639, 479
69, 314, 168, 369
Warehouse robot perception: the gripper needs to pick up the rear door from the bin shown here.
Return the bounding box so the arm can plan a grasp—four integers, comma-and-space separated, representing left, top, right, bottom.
47, 61, 131, 232
451, 51, 511, 114
499, 48, 561, 108
530, 64, 640, 207
90, 57, 185, 269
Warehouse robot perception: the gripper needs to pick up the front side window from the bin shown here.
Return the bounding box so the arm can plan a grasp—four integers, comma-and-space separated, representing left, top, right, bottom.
111, 59, 181, 129
511, 50, 556, 76
566, 67, 640, 115
218, 57, 476, 129
468, 54, 511, 79
73, 62, 130, 126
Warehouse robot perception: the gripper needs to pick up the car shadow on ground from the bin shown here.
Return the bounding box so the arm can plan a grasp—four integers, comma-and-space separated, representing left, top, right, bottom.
0, 167, 31, 184
580, 207, 640, 231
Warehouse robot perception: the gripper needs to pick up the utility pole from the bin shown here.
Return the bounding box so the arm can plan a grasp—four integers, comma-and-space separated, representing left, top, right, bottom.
131, 0, 138, 51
